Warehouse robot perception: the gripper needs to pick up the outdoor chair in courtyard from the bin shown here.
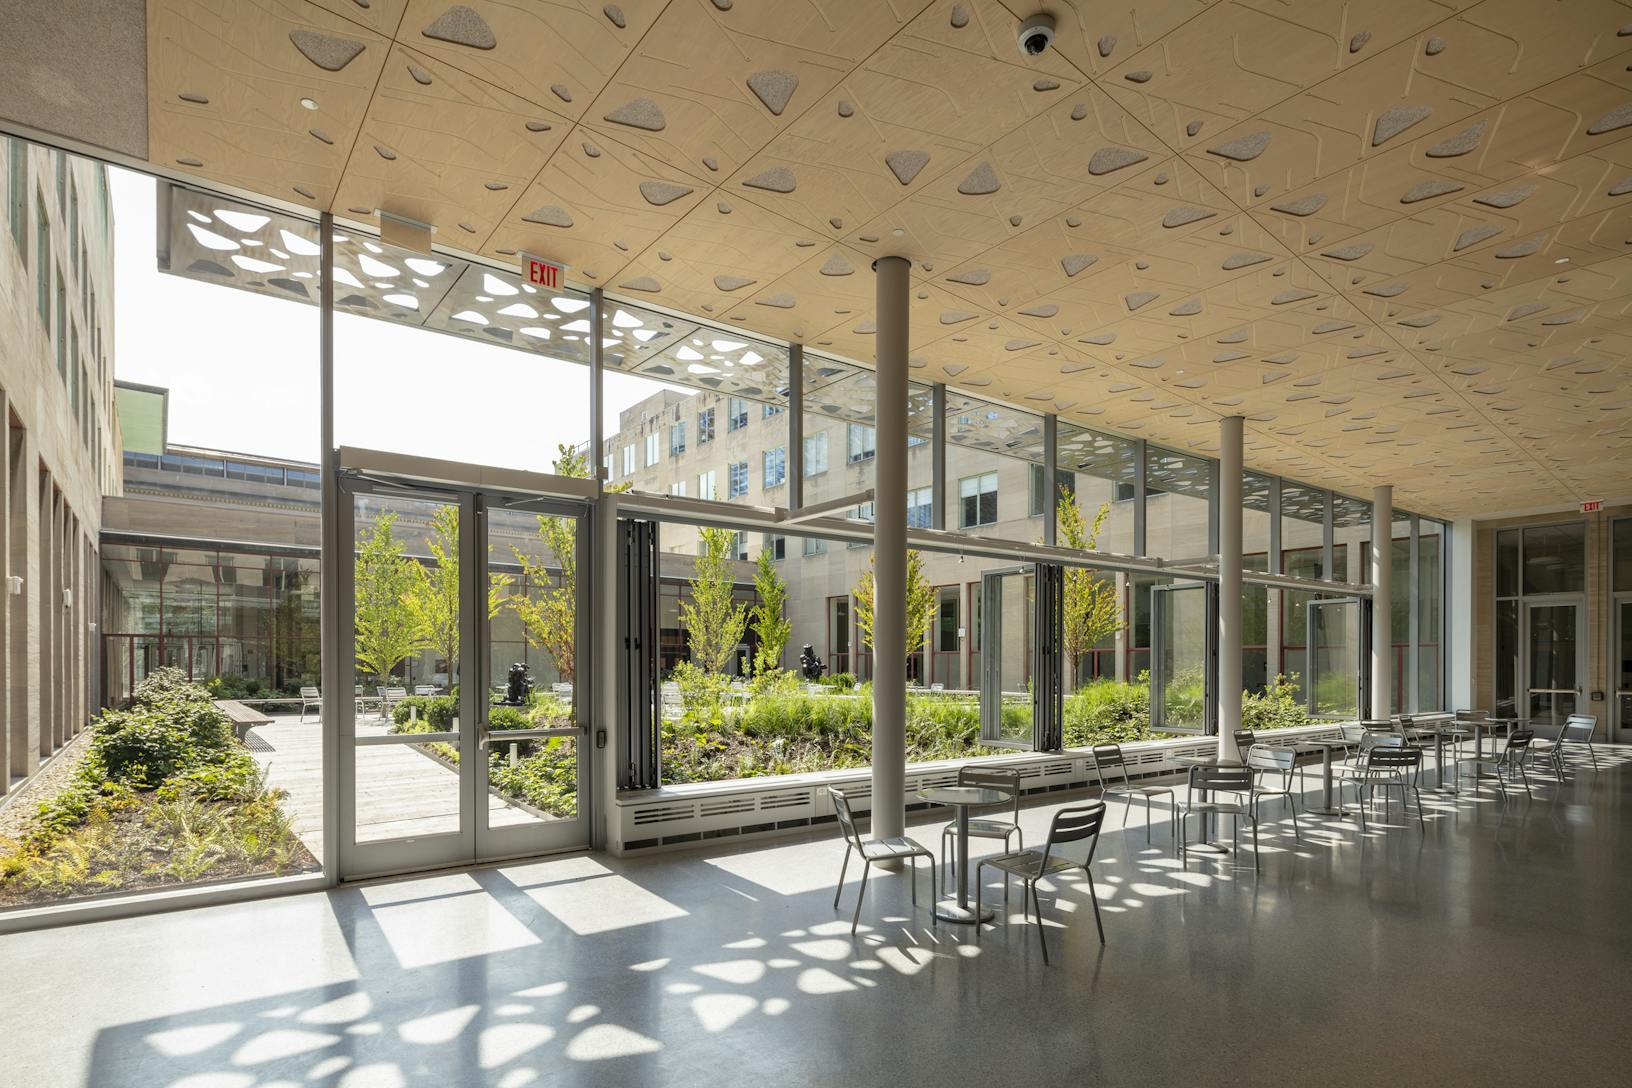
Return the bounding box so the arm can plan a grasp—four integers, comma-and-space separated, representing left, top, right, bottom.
828, 787, 936, 935
939, 766, 1022, 893
299, 686, 320, 723
975, 802, 1107, 965
1090, 743, 1174, 843
1178, 766, 1259, 870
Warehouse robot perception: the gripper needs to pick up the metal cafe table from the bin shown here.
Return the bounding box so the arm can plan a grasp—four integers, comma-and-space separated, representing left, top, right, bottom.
1172, 754, 1248, 853
1286, 738, 1348, 816
916, 785, 1009, 924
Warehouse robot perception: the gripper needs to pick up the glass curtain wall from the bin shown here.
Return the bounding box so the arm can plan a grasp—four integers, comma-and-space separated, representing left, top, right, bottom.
2, 157, 323, 913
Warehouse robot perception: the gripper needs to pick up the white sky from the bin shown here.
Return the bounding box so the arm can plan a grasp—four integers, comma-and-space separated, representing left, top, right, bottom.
108, 167, 672, 471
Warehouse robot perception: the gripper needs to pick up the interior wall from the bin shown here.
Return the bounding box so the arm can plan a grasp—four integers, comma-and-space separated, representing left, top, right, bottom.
1470, 502, 1630, 718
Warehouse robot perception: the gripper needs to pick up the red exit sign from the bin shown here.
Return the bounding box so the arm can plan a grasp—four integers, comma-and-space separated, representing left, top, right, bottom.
523, 253, 565, 290
1581, 499, 1603, 513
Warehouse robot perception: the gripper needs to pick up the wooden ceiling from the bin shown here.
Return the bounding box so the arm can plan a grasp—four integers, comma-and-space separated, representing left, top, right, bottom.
143, 0, 1632, 516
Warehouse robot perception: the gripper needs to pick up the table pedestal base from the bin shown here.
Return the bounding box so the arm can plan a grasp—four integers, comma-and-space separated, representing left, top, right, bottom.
1186, 842, 1230, 855
933, 900, 995, 924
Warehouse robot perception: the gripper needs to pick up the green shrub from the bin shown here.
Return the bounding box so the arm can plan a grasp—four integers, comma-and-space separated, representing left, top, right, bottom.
1242, 674, 1311, 731
392, 695, 457, 730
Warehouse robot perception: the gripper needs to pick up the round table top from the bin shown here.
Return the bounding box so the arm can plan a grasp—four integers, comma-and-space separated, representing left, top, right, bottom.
1173, 755, 1246, 768
915, 786, 1009, 808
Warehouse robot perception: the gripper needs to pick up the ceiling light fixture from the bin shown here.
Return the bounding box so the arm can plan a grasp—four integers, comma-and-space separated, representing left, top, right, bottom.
1554, 257, 1569, 264
300, 97, 319, 110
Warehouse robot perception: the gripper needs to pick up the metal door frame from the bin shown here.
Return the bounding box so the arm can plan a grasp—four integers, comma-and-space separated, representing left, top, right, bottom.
336, 463, 593, 882
1520, 595, 1585, 735
979, 565, 1032, 747
1613, 593, 1632, 744
1150, 581, 1217, 734
1305, 596, 1370, 720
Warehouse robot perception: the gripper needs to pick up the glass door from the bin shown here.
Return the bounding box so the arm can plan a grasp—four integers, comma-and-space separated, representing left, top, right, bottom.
477, 495, 589, 857
337, 474, 590, 881
1614, 597, 1632, 744
1523, 600, 1584, 733
1151, 581, 1216, 733
1306, 597, 1368, 720
979, 568, 1033, 746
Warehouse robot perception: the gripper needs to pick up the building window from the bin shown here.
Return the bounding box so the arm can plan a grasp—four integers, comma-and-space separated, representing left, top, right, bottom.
56, 269, 66, 379
644, 432, 660, 467
34, 194, 48, 320
727, 397, 749, 431
622, 444, 636, 476
908, 434, 927, 448
803, 536, 826, 557
1029, 464, 1078, 516
6, 138, 24, 259
698, 406, 715, 444
763, 402, 783, 419
849, 501, 874, 548
763, 446, 786, 488
669, 419, 686, 456
907, 486, 933, 529
670, 480, 687, 497
603, 455, 613, 480
728, 460, 749, 498
804, 432, 828, 476
847, 423, 876, 463
698, 470, 717, 501
960, 472, 998, 528
766, 533, 786, 560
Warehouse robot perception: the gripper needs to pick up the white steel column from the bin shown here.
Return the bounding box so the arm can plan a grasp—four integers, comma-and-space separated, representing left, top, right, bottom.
1218, 416, 1244, 759
1371, 484, 1394, 717
318, 211, 341, 879
871, 255, 911, 841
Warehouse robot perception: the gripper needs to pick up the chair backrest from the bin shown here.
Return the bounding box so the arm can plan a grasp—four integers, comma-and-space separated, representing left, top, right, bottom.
1188, 765, 1253, 793
1246, 745, 1294, 777
828, 787, 865, 850
1090, 743, 1130, 790
1037, 803, 1108, 871
1339, 723, 1367, 743
1455, 708, 1488, 723
1362, 719, 1400, 735
1366, 745, 1421, 769
1232, 729, 1257, 753
300, 686, 320, 699
1359, 732, 1404, 753
958, 766, 1021, 822
1505, 729, 1534, 752
1397, 715, 1415, 730
1562, 715, 1597, 742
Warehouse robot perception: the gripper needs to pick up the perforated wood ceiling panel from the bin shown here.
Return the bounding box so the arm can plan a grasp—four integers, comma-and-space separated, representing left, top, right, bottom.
144, 0, 1632, 515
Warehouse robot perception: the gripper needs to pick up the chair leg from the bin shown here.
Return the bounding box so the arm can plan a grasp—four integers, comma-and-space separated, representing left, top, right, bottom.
910, 855, 918, 906
940, 830, 950, 895
926, 856, 937, 924
850, 860, 870, 934
1032, 882, 1048, 966
833, 844, 851, 910
1085, 866, 1105, 945
974, 860, 984, 925
1250, 816, 1259, 872
1143, 795, 1152, 844
1288, 794, 1301, 841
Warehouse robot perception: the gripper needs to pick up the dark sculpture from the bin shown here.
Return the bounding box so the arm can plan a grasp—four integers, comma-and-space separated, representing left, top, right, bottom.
503, 662, 533, 706
798, 643, 826, 681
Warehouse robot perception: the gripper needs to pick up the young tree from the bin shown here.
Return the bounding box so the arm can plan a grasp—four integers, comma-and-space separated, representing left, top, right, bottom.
353, 512, 426, 686
681, 526, 749, 675
749, 548, 792, 676
406, 505, 511, 683
854, 549, 937, 665
1057, 487, 1124, 681
508, 444, 624, 685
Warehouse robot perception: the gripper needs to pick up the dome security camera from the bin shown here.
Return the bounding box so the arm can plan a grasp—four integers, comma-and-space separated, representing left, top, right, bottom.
1017, 13, 1056, 57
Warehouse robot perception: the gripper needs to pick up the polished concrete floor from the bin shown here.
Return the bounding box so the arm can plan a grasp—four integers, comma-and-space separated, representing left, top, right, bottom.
4, 749, 1630, 1088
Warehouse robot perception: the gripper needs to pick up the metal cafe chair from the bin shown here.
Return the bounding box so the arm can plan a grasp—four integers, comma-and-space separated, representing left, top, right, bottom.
1530, 714, 1599, 778
1459, 729, 1536, 800
1178, 766, 1259, 871
1246, 745, 1301, 841
1232, 728, 1257, 754
1342, 745, 1426, 831
828, 787, 937, 935
1090, 743, 1174, 843
939, 766, 1022, 893
975, 802, 1108, 965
